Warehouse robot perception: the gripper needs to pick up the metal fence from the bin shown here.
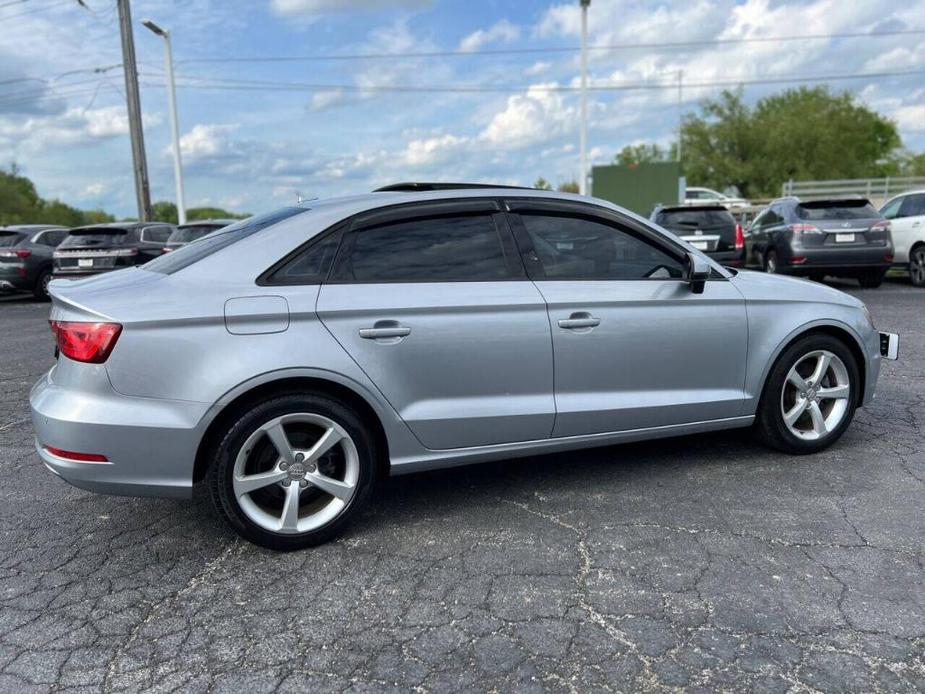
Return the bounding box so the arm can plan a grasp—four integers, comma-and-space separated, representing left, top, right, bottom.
781, 176, 925, 201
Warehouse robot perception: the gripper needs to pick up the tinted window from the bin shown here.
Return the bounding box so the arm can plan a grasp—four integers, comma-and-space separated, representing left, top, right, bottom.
657, 209, 735, 227
170, 224, 225, 243
899, 194, 925, 218
142, 226, 172, 243
42, 229, 68, 246
58, 228, 130, 248
520, 214, 684, 280
266, 232, 341, 284
880, 197, 903, 219
795, 201, 879, 220
144, 207, 309, 275
334, 214, 513, 282
0, 232, 26, 247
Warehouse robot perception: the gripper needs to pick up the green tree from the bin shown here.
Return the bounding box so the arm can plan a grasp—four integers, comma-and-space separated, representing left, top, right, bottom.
187, 207, 249, 220
680, 86, 901, 198
615, 143, 669, 166
152, 200, 179, 224
557, 180, 580, 193
533, 177, 552, 191
0, 167, 116, 226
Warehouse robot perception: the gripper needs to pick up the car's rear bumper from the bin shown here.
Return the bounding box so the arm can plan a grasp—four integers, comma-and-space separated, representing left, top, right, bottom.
0, 265, 34, 291
30, 367, 209, 498
783, 246, 893, 274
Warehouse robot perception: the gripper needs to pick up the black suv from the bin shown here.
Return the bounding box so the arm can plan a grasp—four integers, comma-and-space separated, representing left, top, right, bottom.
745, 197, 893, 287
0, 225, 69, 299
53, 222, 174, 279
650, 204, 745, 267
162, 219, 237, 252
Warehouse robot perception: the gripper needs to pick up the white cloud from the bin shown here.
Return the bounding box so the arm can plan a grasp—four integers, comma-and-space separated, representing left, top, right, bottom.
479, 83, 576, 149
524, 61, 552, 77
309, 88, 350, 111
81, 182, 108, 197
271, 0, 429, 18
459, 19, 520, 52
893, 105, 925, 132
401, 133, 471, 165
174, 124, 239, 161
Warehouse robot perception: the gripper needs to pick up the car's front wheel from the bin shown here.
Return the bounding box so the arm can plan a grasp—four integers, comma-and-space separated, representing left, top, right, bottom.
910, 245, 925, 287
754, 334, 859, 454
764, 249, 779, 274
207, 393, 379, 550
33, 269, 52, 301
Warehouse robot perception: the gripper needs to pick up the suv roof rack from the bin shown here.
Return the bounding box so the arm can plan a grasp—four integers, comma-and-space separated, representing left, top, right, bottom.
373, 182, 534, 193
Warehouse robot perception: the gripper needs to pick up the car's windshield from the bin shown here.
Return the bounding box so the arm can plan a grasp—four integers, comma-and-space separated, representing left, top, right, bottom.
796, 201, 879, 220
0, 232, 26, 247
58, 228, 130, 248
144, 207, 309, 274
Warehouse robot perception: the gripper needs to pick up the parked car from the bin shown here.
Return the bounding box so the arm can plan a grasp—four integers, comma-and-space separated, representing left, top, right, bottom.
0, 225, 69, 299
30, 184, 898, 550
53, 222, 174, 279
879, 190, 925, 287
650, 203, 745, 267
162, 219, 238, 252
745, 197, 893, 287
685, 186, 749, 208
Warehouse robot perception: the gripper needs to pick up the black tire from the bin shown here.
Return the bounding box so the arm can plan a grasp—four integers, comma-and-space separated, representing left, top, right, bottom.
33, 269, 52, 301
764, 249, 779, 274
207, 393, 380, 550
754, 333, 859, 455
858, 270, 885, 289
910, 245, 925, 288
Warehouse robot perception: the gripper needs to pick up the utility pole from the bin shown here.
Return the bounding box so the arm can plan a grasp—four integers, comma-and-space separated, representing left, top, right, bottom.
579, 0, 590, 195
117, 0, 152, 221
677, 69, 683, 166
142, 19, 186, 224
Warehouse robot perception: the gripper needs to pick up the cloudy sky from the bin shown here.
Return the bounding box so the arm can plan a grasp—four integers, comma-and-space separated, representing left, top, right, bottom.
1, 0, 924, 217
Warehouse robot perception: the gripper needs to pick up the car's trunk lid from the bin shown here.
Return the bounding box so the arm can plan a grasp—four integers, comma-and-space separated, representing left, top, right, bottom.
794, 199, 889, 248
656, 206, 737, 252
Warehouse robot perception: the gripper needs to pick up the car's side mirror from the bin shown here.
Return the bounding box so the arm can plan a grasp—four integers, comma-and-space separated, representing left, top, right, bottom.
686, 252, 711, 294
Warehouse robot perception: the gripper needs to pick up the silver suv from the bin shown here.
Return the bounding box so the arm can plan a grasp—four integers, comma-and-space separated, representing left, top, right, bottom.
30, 185, 896, 549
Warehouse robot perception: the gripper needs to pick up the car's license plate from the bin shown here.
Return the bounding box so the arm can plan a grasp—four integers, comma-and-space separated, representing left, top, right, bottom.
78, 258, 94, 268
691, 241, 708, 250
835, 233, 855, 243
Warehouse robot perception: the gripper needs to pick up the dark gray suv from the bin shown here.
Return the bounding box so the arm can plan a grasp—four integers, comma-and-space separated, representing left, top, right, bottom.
744, 197, 893, 287
0, 225, 69, 299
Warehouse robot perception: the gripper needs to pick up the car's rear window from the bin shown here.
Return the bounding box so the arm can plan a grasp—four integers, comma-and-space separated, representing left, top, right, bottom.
796, 200, 879, 220
144, 207, 309, 274
58, 228, 130, 248
0, 232, 26, 247
169, 224, 225, 243
657, 209, 735, 226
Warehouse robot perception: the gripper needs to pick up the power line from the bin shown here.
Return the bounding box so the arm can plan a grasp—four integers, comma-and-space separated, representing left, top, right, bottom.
143, 67, 925, 96
0, 0, 72, 20
174, 28, 925, 64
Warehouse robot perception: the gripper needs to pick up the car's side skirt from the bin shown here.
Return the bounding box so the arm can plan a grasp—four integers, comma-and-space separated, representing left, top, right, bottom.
389, 415, 755, 474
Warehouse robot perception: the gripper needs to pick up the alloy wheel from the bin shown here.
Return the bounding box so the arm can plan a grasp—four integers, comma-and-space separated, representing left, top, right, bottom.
911, 248, 925, 287
231, 413, 359, 534
780, 350, 850, 441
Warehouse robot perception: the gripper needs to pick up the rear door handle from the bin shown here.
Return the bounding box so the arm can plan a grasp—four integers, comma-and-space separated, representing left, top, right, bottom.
558, 312, 601, 330
359, 321, 411, 340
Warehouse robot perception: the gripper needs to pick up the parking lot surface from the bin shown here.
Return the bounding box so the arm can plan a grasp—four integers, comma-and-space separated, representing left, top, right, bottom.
0, 280, 923, 693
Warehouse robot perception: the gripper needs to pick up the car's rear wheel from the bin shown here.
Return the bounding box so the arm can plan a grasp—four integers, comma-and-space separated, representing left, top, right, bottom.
33, 269, 52, 301
764, 249, 779, 274
858, 270, 885, 289
207, 393, 379, 550
754, 334, 859, 454
910, 245, 925, 287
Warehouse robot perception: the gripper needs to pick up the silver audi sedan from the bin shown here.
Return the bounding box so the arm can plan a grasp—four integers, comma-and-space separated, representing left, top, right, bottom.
30, 185, 899, 550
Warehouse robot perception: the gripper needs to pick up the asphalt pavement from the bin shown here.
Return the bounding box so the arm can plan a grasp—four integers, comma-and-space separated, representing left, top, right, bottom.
0, 279, 922, 692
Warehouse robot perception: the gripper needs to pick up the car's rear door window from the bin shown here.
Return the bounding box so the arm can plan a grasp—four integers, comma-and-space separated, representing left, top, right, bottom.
898, 193, 925, 218
516, 213, 685, 280
330, 213, 517, 283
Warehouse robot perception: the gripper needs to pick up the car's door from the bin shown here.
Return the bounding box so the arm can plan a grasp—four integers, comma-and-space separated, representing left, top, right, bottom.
744, 209, 768, 267
883, 194, 925, 263
316, 199, 555, 450
506, 199, 748, 437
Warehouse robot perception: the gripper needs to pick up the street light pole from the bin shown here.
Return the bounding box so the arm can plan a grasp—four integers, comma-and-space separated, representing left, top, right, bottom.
142, 18, 186, 225
579, 0, 590, 195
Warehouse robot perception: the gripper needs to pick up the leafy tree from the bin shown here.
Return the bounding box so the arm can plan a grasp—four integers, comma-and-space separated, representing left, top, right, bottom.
0, 167, 114, 226
615, 143, 670, 166
152, 200, 178, 224
680, 86, 902, 198
557, 180, 580, 193
187, 207, 249, 221
533, 177, 552, 190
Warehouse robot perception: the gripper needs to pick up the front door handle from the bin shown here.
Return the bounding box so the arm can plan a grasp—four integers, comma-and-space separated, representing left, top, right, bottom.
359, 321, 411, 340
558, 312, 601, 330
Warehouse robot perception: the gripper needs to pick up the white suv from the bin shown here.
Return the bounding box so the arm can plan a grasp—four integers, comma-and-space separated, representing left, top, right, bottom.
880, 190, 925, 287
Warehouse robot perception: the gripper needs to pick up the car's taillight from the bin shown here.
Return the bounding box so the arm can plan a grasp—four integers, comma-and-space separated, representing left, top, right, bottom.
871, 221, 891, 233
789, 224, 822, 234
734, 223, 744, 250
44, 446, 108, 463
791, 256, 807, 264
0, 248, 31, 258
49, 321, 122, 363
162, 246, 172, 252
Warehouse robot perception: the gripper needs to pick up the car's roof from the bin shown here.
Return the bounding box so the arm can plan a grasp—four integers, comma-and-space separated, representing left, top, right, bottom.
69, 222, 155, 232
0, 224, 66, 231
886, 189, 925, 199
178, 218, 239, 227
